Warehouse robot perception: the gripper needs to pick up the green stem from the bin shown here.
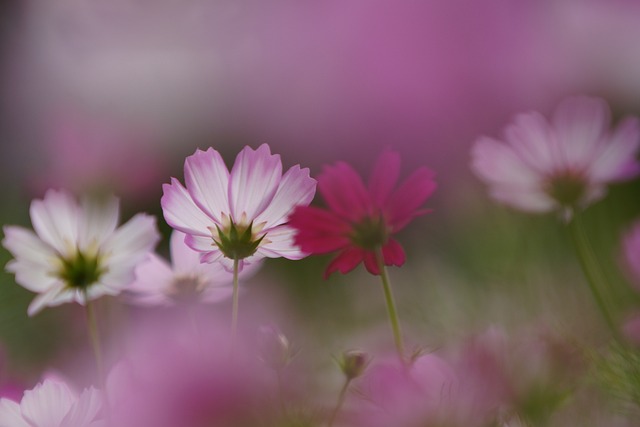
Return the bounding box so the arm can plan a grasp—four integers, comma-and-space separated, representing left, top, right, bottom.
374, 250, 405, 362
231, 258, 240, 340
569, 214, 622, 343
84, 297, 105, 385
327, 378, 350, 427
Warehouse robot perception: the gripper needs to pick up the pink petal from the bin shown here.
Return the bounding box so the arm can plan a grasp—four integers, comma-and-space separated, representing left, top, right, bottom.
505, 112, 560, 174
489, 186, 555, 213
29, 190, 79, 257
386, 167, 437, 232
368, 149, 401, 207
257, 225, 307, 260
325, 247, 365, 278
128, 254, 174, 302
318, 162, 371, 221
21, 380, 76, 426
288, 206, 351, 254
228, 144, 282, 222
161, 178, 214, 237
169, 230, 202, 272
471, 137, 542, 188
0, 399, 29, 427
552, 96, 610, 169
591, 117, 640, 182
61, 387, 102, 427
382, 239, 406, 268
254, 165, 317, 229
184, 148, 230, 224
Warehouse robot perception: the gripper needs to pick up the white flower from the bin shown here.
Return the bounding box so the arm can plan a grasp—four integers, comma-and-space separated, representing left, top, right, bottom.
161, 144, 316, 271
0, 378, 103, 427
127, 230, 261, 306
471, 96, 640, 218
2, 190, 160, 316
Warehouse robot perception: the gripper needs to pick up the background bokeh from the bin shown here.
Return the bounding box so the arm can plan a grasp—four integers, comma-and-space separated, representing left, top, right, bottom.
1, 1, 640, 415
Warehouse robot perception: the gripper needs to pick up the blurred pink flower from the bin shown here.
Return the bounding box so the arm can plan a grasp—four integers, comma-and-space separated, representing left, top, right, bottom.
161, 144, 316, 271
289, 149, 436, 277
127, 230, 262, 306
471, 96, 640, 219
2, 190, 160, 315
0, 378, 102, 427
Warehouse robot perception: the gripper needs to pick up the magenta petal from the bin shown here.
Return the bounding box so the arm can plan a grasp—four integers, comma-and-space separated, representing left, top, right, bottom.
325, 248, 365, 278
386, 167, 437, 232
288, 206, 351, 254
382, 239, 406, 267
318, 162, 371, 221
368, 149, 401, 207
363, 251, 379, 275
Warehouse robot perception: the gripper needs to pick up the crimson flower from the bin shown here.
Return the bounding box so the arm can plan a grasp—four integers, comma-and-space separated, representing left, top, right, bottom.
289, 150, 436, 278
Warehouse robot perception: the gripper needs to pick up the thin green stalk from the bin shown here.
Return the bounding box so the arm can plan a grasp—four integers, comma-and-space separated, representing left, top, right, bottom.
231, 258, 240, 340
374, 250, 405, 362
569, 214, 622, 344
84, 297, 105, 385
327, 378, 350, 427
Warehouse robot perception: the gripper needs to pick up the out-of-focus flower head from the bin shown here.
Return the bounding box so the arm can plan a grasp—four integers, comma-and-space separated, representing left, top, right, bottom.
2, 189, 160, 315
471, 96, 640, 220
161, 144, 316, 271
127, 230, 261, 306
289, 148, 436, 278
0, 378, 102, 427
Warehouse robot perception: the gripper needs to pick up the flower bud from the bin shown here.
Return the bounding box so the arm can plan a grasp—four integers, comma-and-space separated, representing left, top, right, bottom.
338, 350, 370, 380
258, 325, 294, 371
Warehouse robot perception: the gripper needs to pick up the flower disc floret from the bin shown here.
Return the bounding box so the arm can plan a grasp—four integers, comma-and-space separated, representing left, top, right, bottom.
349, 214, 389, 250
58, 252, 105, 290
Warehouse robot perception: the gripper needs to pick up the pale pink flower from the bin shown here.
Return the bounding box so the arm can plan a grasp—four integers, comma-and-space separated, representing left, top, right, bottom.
161, 144, 316, 271
2, 190, 160, 316
471, 96, 640, 218
0, 378, 102, 427
127, 230, 261, 306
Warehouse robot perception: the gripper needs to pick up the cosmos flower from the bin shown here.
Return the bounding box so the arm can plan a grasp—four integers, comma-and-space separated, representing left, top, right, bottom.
127, 230, 262, 306
288, 149, 436, 277
0, 378, 102, 427
471, 96, 640, 219
161, 144, 316, 271
2, 189, 160, 316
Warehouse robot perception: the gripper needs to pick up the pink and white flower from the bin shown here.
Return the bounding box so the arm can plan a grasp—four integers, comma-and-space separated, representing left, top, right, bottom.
127, 230, 262, 306
2, 190, 160, 316
161, 144, 316, 270
471, 96, 640, 218
0, 378, 103, 427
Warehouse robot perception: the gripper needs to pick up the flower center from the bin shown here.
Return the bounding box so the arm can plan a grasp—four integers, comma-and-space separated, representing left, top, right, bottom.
210, 216, 266, 260
167, 275, 207, 302
350, 214, 389, 250
58, 252, 104, 290
545, 170, 587, 207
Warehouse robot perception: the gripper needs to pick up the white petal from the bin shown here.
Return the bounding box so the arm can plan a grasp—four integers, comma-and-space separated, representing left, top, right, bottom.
254, 165, 317, 229
6, 261, 58, 293
505, 112, 560, 174
170, 230, 202, 272
78, 196, 120, 253
590, 117, 640, 182
183, 148, 230, 223
0, 399, 30, 427
489, 186, 556, 213
184, 234, 217, 254
61, 387, 102, 426
102, 214, 159, 268
2, 226, 57, 267
27, 284, 74, 316
471, 137, 542, 188
20, 379, 76, 426
29, 190, 80, 257
258, 225, 307, 260
228, 144, 282, 222
161, 178, 214, 236
552, 96, 610, 169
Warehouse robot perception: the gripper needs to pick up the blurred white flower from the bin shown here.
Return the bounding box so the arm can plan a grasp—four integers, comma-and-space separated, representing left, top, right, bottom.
2, 189, 160, 315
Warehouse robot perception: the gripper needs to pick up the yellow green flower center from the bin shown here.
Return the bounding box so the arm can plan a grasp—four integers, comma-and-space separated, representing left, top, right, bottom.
545, 170, 587, 208
350, 214, 389, 250
58, 251, 104, 290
